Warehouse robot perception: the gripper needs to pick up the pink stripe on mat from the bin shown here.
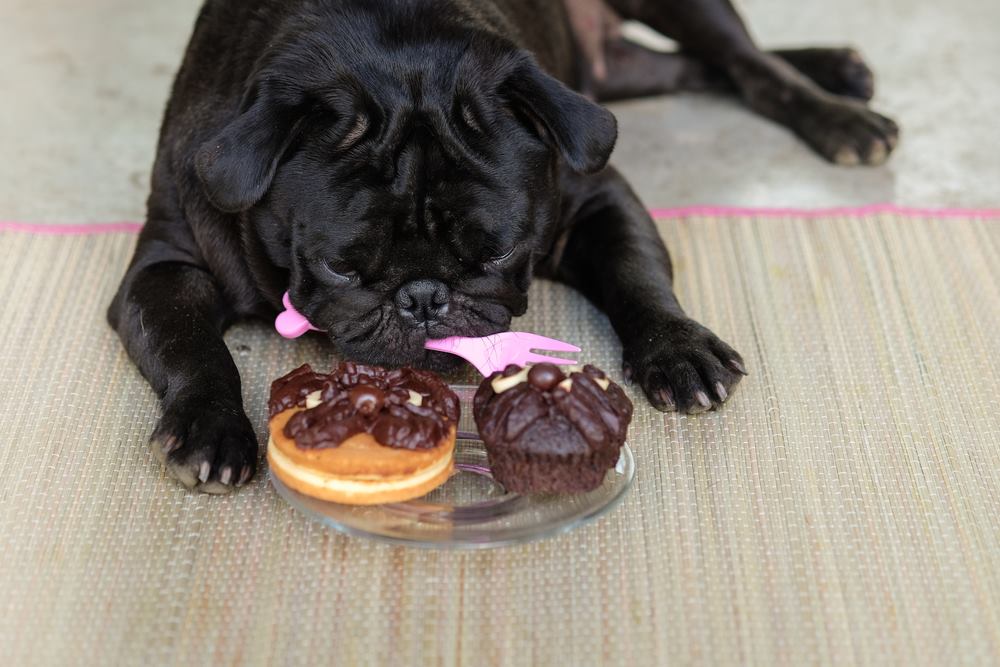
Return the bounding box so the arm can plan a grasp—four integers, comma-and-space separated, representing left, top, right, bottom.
647, 204, 1000, 219
1, 205, 998, 236
0, 221, 144, 235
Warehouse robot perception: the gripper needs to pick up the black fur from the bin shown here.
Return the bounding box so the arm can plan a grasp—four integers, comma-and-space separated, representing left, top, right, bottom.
109, 0, 896, 492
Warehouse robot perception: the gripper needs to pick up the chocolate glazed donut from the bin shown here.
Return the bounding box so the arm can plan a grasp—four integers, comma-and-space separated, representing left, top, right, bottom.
269, 362, 460, 450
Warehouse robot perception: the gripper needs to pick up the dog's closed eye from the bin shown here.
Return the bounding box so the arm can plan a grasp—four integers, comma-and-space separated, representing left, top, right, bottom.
489, 245, 516, 265
323, 258, 360, 283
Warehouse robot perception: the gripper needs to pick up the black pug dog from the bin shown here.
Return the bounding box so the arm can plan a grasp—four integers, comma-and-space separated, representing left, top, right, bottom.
109, 0, 898, 493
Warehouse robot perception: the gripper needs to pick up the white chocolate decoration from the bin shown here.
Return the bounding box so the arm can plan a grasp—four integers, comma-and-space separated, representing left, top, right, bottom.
558, 376, 609, 392
491, 367, 531, 394
305, 390, 323, 409
407, 390, 423, 406
492, 365, 613, 394
559, 367, 610, 391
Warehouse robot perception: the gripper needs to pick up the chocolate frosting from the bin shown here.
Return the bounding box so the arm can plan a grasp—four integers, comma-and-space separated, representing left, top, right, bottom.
473, 363, 633, 458
268, 362, 460, 450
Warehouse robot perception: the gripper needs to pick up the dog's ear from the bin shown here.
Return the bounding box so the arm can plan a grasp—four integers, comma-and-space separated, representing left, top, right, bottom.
503, 56, 617, 174
195, 80, 306, 213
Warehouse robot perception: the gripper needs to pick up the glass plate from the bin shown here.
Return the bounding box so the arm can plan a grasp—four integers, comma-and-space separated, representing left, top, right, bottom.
269, 384, 635, 549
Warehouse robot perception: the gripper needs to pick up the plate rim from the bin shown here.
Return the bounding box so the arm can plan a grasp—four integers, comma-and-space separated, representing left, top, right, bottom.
269, 442, 635, 550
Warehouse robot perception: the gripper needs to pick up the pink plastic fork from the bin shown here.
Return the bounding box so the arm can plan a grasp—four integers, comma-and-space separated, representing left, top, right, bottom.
275, 291, 581, 375
424, 333, 581, 377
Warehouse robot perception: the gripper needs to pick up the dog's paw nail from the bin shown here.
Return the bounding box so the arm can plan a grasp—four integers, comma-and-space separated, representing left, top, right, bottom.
714, 382, 728, 402
161, 435, 181, 455
695, 390, 712, 410
656, 388, 676, 411
238, 465, 253, 486
728, 359, 749, 376
219, 466, 233, 486
866, 141, 888, 165
198, 461, 211, 484
833, 146, 860, 166
622, 362, 634, 383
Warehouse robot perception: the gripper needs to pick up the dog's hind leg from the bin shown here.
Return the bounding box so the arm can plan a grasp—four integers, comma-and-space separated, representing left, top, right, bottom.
771, 47, 876, 102
604, 0, 898, 165
595, 41, 877, 104
591, 38, 728, 101
107, 223, 258, 494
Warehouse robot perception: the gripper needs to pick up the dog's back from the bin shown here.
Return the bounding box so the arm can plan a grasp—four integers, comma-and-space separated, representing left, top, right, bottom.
452, 0, 578, 82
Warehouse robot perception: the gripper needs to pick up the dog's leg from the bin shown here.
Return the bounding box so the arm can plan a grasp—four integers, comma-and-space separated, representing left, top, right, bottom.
593, 41, 874, 103
108, 230, 257, 493
591, 38, 728, 101
544, 168, 746, 413
605, 0, 898, 165
770, 48, 875, 102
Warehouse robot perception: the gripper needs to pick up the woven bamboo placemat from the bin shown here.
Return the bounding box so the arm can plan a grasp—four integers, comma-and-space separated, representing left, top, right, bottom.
1, 211, 998, 665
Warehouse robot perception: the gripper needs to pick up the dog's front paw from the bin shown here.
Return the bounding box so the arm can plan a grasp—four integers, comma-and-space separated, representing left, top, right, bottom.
150, 395, 258, 494
625, 318, 747, 414
797, 96, 899, 166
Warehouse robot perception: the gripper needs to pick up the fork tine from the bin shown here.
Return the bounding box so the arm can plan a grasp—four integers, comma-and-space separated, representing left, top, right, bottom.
523, 353, 580, 366
509, 332, 582, 353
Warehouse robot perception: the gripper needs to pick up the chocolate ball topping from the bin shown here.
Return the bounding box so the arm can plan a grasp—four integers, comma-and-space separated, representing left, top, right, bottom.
527, 363, 564, 390
349, 385, 385, 415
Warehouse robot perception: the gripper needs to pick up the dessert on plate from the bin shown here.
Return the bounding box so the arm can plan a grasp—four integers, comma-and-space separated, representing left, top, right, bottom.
267, 362, 459, 505
473, 363, 633, 494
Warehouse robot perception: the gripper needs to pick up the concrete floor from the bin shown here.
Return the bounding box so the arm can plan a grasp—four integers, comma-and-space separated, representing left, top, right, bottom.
2, 0, 998, 222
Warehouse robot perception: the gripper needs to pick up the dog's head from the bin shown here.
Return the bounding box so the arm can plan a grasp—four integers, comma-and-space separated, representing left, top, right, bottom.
195, 7, 616, 368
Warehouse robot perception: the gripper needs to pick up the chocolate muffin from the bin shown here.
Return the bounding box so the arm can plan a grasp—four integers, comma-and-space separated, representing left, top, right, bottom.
473, 363, 633, 494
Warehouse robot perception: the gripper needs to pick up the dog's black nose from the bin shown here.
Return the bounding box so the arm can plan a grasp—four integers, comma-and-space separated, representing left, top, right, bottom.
396, 279, 450, 324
